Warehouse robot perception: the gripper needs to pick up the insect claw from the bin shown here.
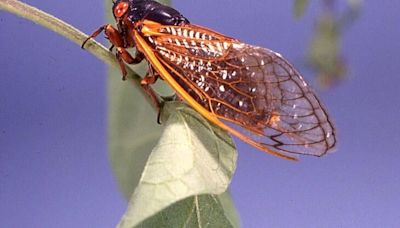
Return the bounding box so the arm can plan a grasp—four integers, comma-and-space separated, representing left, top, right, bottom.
121, 73, 127, 81
156, 109, 163, 125
81, 25, 107, 49
81, 38, 90, 49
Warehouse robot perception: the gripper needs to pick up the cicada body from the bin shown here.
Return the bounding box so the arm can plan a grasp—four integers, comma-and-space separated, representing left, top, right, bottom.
82, 0, 336, 160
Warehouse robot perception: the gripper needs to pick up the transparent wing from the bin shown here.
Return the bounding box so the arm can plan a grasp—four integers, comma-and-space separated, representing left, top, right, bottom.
144, 23, 336, 157
217, 44, 336, 156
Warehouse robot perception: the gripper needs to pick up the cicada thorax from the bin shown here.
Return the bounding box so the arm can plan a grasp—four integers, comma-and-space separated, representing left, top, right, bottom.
136, 20, 336, 158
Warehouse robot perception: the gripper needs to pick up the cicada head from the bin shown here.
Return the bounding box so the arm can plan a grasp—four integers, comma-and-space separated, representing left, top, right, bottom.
110, 0, 130, 46
112, 0, 130, 20
113, 0, 189, 28
111, 0, 147, 48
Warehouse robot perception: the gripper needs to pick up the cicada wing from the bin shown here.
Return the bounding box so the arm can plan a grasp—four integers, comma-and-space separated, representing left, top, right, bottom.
214, 44, 337, 156
142, 22, 336, 157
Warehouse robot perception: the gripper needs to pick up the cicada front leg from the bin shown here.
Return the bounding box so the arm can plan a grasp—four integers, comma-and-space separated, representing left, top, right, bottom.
82, 24, 123, 49
82, 24, 145, 80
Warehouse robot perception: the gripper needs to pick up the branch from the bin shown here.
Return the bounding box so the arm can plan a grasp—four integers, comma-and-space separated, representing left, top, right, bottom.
0, 0, 157, 109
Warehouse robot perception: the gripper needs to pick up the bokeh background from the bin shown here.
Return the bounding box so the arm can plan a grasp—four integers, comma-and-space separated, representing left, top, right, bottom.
1, 0, 400, 227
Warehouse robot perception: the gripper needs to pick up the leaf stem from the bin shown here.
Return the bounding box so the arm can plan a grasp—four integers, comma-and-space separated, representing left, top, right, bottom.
0, 0, 158, 110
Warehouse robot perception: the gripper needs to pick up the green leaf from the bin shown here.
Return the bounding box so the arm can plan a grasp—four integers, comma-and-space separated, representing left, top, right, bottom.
108, 65, 166, 199
136, 194, 237, 228
293, 0, 310, 18
106, 0, 173, 199
117, 102, 238, 227
217, 191, 241, 227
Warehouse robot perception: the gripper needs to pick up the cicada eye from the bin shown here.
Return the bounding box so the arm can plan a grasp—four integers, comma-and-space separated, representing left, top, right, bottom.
114, 1, 129, 18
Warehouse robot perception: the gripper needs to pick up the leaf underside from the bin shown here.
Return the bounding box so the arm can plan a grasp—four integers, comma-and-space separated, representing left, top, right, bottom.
136, 195, 235, 228
117, 102, 238, 227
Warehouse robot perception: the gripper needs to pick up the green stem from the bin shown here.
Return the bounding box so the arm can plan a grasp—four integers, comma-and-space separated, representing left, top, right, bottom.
0, 0, 158, 109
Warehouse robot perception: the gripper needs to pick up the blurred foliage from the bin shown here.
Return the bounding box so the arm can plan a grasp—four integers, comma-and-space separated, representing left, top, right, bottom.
294, 0, 362, 88
293, 0, 310, 17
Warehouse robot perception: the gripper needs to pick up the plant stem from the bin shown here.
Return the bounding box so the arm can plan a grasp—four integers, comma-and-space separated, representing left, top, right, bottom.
0, 0, 159, 110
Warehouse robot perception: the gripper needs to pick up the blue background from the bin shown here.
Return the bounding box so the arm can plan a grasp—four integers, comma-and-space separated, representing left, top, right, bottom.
1, 0, 400, 227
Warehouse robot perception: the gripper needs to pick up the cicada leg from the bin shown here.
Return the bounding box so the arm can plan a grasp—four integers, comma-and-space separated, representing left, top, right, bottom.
82, 24, 145, 80
82, 24, 124, 49
82, 24, 162, 122
115, 48, 145, 80
140, 65, 160, 85
140, 66, 169, 124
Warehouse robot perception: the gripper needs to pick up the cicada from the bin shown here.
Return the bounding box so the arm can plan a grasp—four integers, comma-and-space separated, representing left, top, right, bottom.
82, 0, 336, 160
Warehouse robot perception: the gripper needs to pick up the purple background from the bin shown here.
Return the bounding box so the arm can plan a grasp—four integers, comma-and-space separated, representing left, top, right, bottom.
1, 0, 400, 227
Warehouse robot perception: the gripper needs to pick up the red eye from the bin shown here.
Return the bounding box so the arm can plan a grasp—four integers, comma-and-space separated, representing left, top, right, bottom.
114, 2, 129, 18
